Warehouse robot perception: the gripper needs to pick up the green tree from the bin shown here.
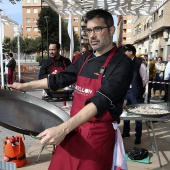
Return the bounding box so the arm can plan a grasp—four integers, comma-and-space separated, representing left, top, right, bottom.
3, 37, 12, 53
37, 7, 80, 55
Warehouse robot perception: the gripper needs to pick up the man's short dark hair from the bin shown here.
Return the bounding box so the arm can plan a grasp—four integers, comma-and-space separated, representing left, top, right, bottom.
8, 52, 13, 58
84, 9, 114, 27
49, 41, 60, 49
122, 44, 136, 55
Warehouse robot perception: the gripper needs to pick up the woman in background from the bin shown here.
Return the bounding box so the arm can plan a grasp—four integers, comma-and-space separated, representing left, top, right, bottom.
153, 56, 165, 98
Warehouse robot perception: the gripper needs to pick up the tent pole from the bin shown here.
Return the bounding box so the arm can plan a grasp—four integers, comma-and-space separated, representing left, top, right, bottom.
145, 15, 153, 103
0, 9, 4, 89
59, 14, 62, 53
17, 25, 21, 82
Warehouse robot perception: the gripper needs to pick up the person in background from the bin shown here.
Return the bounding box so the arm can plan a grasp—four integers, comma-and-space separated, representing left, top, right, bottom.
3, 54, 10, 84
153, 56, 165, 98
162, 54, 170, 102
38, 41, 71, 99
121, 44, 148, 144
72, 45, 89, 62
8, 9, 133, 170
6, 53, 16, 85
39, 41, 71, 79
144, 53, 156, 103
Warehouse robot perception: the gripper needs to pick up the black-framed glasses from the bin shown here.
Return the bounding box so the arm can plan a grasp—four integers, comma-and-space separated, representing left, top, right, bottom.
85, 26, 110, 35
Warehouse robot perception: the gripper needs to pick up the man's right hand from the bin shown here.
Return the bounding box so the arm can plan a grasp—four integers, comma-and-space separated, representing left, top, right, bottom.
7, 82, 26, 91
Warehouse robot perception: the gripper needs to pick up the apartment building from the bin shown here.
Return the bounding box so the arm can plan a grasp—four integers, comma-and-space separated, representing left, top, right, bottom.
22, 0, 41, 39
22, 0, 82, 40
117, 15, 133, 46
0, 15, 19, 41
132, 0, 170, 61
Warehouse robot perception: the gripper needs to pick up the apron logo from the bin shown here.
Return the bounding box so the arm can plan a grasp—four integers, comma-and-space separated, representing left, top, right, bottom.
75, 85, 93, 95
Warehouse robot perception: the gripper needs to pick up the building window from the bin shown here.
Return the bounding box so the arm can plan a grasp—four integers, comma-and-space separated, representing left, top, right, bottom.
26, 27, 31, 32
26, 9, 30, 13
34, 18, 37, 23
127, 20, 132, 24
34, 36, 38, 39
127, 29, 131, 33
33, 0, 38, 4
126, 37, 131, 42
27, 35, 31, 39
26, 18, 31, 23
74, 27, 78, 32
159, 10, 163, 18
73, 17, 78, 22
26, 0, 30, 4
65, 18, 69, 22
33, 8, 38, 13
33, 27, 38, 32
123, 20, 127, 24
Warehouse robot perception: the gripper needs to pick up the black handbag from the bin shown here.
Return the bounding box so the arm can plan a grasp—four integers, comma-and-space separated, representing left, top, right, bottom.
128, 147, 148, 160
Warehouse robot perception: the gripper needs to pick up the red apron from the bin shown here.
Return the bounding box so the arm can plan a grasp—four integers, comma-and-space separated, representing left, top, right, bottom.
49, 46, 117, 170
8, 68, 14, 85
51, 57, 67, 73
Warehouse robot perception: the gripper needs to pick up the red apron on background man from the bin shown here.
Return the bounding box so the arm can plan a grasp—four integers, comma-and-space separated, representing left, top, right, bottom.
8, 68, 14, 85
49, 47, 117, 170
50, 57, 67, 73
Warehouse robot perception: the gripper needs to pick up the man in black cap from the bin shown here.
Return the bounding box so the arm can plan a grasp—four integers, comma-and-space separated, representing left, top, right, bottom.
121, 44, 148, 144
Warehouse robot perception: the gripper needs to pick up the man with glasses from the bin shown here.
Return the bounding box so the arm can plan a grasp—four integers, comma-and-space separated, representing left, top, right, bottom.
8, 9, 133, 170
121, 44, 148, 145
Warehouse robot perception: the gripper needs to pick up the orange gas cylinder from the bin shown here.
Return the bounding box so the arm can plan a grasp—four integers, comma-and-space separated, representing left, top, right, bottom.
3, 135, 26, 168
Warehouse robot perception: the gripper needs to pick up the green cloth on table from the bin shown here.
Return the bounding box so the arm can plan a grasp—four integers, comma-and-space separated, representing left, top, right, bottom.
125, 154, 150, 164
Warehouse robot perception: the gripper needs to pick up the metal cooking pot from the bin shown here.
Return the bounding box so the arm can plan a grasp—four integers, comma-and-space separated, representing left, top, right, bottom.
0, 89, 70, 135
127, 103, 170, 117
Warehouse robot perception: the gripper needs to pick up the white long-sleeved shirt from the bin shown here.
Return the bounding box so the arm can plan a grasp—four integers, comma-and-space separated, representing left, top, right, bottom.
3, 59, 9, 74
139, 62, 148, 87
164, 61, 170, 80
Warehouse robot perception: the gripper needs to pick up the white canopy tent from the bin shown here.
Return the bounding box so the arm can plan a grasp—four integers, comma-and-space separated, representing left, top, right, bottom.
44, 0, 169, 16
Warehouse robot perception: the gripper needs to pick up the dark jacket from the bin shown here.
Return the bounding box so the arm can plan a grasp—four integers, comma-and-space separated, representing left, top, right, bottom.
39, 56, 71, 79
6, 58, 16, 71
131, 57, 145, 98
48, 49, 133, 122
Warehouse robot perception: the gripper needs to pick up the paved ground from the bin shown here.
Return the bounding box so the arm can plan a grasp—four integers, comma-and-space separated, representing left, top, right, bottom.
0, 88, 170, 169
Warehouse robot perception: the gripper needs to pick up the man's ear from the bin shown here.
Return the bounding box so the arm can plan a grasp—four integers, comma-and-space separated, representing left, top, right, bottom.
110, 26, 115, 36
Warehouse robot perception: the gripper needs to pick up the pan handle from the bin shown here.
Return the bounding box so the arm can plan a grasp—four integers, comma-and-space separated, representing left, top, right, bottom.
4, 85, 26, 94
30, 132, 42, 140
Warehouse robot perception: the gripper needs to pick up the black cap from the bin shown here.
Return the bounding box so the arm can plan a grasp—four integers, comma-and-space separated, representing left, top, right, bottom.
122, 44, 136, 55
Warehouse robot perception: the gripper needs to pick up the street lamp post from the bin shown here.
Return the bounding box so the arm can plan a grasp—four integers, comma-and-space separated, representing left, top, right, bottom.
44, 16, 50, 58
